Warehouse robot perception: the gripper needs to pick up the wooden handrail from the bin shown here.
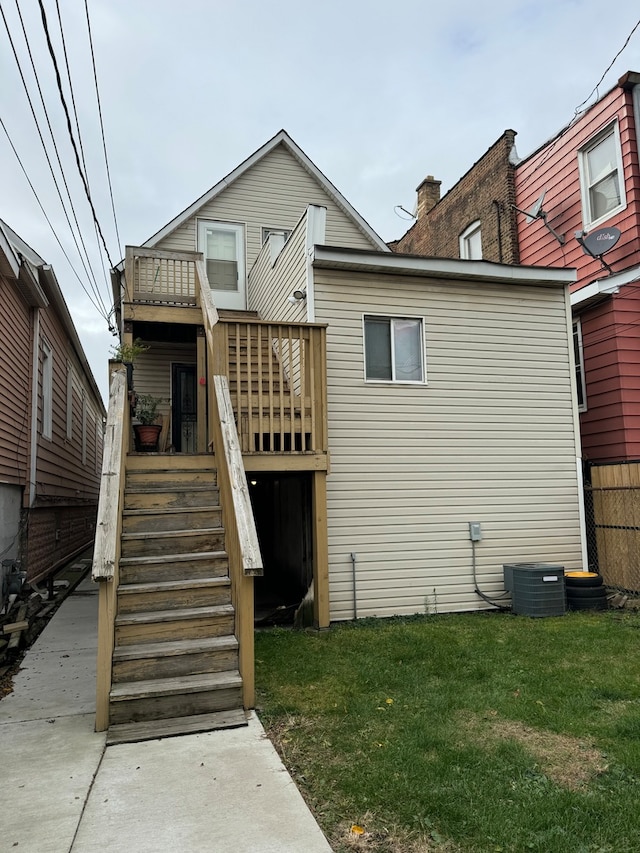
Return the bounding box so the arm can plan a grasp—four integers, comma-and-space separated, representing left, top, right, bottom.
92, 367, 127, 581
93, 365, 128, 731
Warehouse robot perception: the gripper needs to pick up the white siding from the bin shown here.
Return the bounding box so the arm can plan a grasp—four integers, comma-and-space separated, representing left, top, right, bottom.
156, 144, 375, 272
315, 269, 583, 620
248, 212, 308, 322
133, 343, 196, 446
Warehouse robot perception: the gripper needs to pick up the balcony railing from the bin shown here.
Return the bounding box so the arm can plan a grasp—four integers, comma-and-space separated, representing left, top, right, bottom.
125, 246, 198, 305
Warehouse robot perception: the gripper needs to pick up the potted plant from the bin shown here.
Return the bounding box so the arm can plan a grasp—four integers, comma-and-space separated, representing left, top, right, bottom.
109, 338, 149, 392
133, 394, 164, 451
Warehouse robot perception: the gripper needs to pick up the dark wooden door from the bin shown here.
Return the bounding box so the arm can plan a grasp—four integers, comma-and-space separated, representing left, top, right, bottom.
171, 364, 197, 452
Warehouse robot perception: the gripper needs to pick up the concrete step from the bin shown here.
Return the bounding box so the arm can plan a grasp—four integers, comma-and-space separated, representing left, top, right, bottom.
106, 708, 247, 746
112, 635, 239, 683
120, 527, 225, 558
115, 604, 235, 646
109, 670, 243, 725
122, 505, 222, 534
117, 577, 231, 613
119, 551, 229, 584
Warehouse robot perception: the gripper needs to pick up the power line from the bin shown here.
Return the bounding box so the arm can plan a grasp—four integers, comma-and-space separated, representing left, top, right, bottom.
36, 0, 117, 272
10, 0, 109, 319
53, 0, 111, 308
84, 0, 122, 260
0, 2, 110, 320
0, 117, 109, 320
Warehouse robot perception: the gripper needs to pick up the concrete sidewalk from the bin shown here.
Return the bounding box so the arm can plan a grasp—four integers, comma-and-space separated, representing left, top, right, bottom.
0, 567, 333, 853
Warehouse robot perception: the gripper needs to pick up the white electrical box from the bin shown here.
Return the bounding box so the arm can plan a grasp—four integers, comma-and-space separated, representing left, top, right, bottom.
469, 521, 482, 541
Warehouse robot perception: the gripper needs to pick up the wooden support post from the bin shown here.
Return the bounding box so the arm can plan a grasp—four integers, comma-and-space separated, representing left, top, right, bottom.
95, 580, 116, 731
196, 327, 207, 453
312, 470, 330, 628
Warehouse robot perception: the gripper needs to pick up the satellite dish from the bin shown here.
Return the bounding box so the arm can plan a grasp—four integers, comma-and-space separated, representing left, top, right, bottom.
526, 191, 546, 223
580, 227, 621, 258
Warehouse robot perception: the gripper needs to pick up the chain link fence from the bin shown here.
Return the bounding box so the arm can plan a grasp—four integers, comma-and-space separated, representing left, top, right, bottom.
584, 462, 640, 594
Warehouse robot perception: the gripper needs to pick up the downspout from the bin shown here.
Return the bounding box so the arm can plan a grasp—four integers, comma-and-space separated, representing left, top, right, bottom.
492, 200, 503, 263
350, 552, 357, 620
29, 308, 40, 507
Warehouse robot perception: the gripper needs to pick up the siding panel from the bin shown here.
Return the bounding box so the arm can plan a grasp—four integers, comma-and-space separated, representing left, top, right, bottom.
315, 269, 583, 620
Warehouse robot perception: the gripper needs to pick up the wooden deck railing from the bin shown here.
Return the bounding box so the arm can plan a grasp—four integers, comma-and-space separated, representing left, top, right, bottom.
125, 246, 199, 305
211, 320, 328, 455
92, 365, 129, 731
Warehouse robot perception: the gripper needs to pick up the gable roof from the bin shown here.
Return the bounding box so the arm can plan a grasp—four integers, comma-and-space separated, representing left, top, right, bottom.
142, 129, 389, 252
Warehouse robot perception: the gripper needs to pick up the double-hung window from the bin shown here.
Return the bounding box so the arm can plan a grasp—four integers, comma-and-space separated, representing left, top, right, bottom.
459, 221, 482, 260
578, 122, 626, 228
364, 315, 425, 383
198, 221, 244, 293
42, 341, 53, 439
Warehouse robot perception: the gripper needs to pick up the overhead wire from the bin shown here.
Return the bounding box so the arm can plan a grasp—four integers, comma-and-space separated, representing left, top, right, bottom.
10, 0, 109, 319
0, 117, 109, 319
53, 0, 111, 309
0, 3, 110, 322
36, 0, 117, 273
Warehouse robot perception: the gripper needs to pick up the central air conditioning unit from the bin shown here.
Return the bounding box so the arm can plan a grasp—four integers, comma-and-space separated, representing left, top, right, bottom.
503, 563, 566, 617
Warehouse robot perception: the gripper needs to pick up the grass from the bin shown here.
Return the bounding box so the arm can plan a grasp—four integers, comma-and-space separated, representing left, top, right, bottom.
255, 610, 640, 853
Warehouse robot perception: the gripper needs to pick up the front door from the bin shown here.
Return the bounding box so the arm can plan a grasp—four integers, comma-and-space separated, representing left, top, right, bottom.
172, 364, 197, 452
197, 220, 246, 310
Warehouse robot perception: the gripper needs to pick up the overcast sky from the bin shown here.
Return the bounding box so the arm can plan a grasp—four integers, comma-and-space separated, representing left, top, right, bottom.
1, 0, 639, 403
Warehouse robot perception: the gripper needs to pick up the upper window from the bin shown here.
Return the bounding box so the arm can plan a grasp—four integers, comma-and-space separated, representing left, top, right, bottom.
364, 315, 425, 383
578, 122, 626, 228
198, 221, 245, 293
262, 227, 292, 245
573, 320, 587, 412
459, 221, 482, 260
42, 341, 53, 440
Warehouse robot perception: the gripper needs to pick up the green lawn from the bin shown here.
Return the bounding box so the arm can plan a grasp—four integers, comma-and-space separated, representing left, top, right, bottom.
255, 610, 640, 853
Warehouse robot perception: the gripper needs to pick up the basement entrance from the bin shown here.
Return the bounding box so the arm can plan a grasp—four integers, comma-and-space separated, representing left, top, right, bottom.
247, 473, 313, 626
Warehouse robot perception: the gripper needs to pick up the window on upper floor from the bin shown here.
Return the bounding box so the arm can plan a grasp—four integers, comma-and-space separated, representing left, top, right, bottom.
578, 122, 626, 229
573, 320, 587, 412
42, 341, 53, 440
198, 221, 245, 293
364, 315, 425, 383
459, 221, 482, 260
66, 362, 73, 441
262, 227, 292, 245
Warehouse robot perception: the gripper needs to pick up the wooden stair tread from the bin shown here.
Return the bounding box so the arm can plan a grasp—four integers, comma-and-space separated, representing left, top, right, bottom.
121, 527, 224, 541
125, 483, 217, 494
113, 635, 238, 662
118, 578, 230, 595
123, 505, 220, 517
110, 669, 242, 701
106, 709, 247, 745
119, 550, 228, 566
115, 603, 234, 626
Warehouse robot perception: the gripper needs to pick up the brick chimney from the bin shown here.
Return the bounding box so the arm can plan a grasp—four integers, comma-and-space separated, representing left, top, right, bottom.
416, 175, 441, 219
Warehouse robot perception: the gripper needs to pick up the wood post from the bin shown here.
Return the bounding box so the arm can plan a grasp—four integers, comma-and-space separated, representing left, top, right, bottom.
196, 327, 207, 452
312, 470, 330, 628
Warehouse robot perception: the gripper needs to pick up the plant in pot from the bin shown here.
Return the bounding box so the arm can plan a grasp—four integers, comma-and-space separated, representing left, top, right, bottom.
133, 394, 164, 452
109, 338, 149, 392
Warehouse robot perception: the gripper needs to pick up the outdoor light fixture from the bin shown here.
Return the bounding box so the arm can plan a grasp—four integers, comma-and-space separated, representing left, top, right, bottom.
287, 288, 306, 304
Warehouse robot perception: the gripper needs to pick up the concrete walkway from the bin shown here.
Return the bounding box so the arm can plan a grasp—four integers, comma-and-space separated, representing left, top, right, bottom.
0, 567, 333, 852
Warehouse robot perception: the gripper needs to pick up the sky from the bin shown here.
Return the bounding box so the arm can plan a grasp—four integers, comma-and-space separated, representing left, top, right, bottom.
1, 0, 640, 404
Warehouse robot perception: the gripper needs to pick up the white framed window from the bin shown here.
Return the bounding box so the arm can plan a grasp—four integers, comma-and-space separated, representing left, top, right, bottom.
363, 315, 425, 383
459, 220, 482, 259
262, 227, 292, 245
66, 362, 73, 441
578, 121, 626, 228
573, 320, 587, 412
42, 341, 53, 439
198, 220, 245, 293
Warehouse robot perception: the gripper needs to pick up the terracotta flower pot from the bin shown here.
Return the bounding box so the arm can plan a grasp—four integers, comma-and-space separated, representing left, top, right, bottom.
133, 423, 162, 452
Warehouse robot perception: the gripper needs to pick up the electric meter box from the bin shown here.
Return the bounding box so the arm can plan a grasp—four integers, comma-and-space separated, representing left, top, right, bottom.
503, 563, 566, 617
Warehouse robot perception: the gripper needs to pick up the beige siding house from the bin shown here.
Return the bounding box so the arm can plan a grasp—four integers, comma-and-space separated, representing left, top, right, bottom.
95, 130, 585, 737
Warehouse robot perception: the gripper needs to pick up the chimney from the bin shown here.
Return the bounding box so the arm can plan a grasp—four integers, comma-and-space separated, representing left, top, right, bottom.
416, 175, 441, 218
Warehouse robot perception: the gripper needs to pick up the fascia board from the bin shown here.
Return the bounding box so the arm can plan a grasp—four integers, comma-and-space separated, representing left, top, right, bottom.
312, 245, 576, 287
141, 130, 388, 253
571, 264, 640, 308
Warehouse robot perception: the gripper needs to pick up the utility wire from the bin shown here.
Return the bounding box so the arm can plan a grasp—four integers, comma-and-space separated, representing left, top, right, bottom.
0, 117, 109, 319
10, 0, 108, 319
573, 17, 640, 116
84, 0, 122, 261
53, 0, 111, 309
36, 0, 117, 272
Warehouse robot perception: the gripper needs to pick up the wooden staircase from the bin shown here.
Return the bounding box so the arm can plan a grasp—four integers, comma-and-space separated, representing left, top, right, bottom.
106, 454, 247, 745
